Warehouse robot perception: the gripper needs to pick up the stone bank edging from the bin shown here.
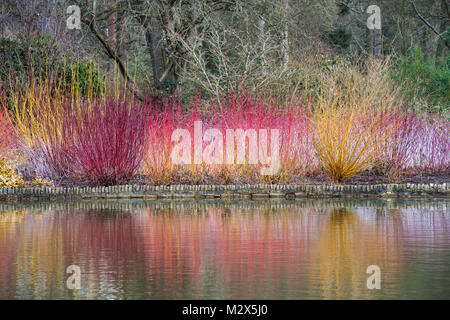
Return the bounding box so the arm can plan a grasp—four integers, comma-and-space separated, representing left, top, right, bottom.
0, 183, 448, 202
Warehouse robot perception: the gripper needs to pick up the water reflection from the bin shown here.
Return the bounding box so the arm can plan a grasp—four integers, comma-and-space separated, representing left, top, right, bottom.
0, 199, 448, 299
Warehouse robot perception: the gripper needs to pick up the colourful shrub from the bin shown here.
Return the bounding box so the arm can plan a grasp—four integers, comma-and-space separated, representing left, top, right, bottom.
11, 83, 76, 179
5, 80, 449, 186
375, 111, 421, 180
142, 92, 315, 184
0, 109, 15, 158
376, 112, 450, 178
412, 115, 450, 173
312, 95, 393, 183
10, 78, 150, 185
72, 97, 150, 185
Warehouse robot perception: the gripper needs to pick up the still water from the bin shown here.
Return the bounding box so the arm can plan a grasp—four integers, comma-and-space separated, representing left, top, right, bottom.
0, 198, 449, 300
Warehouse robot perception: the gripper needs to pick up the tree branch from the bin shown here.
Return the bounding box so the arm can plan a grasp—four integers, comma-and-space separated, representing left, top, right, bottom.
409, 0, 450, 49
335, 1, 364, 15
80, 14, 143, 100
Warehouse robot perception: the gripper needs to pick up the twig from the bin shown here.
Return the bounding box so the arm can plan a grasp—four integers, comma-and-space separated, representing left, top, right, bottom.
80, 14, 143, 100
409, 0, 450, 49
335, 1, 364, 14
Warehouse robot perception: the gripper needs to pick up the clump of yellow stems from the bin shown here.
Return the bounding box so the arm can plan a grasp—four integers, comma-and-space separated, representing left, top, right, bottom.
6, 62, 109, 178
312, 88, 394, 183
10, 62, 103, 144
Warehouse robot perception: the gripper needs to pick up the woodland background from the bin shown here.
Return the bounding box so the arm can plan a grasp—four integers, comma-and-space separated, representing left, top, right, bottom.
0, 0, 448, 112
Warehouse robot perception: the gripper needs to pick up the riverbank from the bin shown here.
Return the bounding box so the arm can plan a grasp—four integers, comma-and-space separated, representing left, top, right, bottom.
0, 183, 448, 202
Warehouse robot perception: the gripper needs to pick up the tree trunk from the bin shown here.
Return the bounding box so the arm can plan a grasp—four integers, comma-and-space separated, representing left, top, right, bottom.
108, 0, 117, 73
182, 0, 202, 73
116, 2, 124, 60
145, 17, 169, 89
108, 0, 117, 49
258, 17, 267, 75
373, 28, 382, 57
281, 0, 289, 69
435, 0, 449, 60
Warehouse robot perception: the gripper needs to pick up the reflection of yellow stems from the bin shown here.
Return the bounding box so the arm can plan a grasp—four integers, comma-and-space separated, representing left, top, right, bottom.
313, 207, 404, 299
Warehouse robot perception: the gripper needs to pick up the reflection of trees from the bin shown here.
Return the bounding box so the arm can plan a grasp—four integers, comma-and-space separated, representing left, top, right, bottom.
0, 210, 146, 299
312, 207, 403, 299
138, 207, 320, 299
0, 210, 26, 297
0, 202, 448, 299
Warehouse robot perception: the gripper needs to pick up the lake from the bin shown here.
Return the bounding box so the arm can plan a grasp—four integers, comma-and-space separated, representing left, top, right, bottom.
0, 198, 449, 299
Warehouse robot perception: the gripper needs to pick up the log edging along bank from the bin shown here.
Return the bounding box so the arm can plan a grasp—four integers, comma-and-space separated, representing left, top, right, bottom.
0, 183, 448, 202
